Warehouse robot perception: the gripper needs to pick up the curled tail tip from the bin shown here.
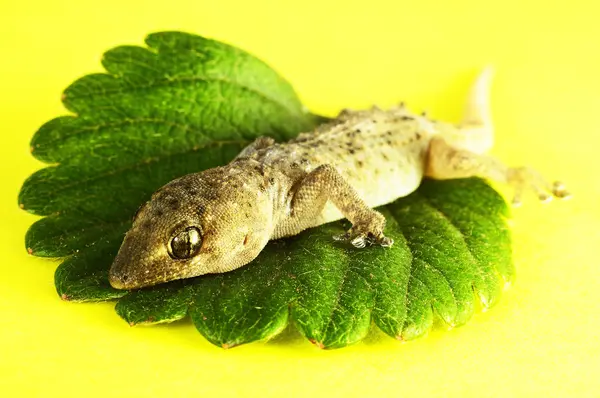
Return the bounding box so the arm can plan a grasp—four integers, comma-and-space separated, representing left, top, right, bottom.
463, 66, 494, 124
479, 65, 495, 82
472, 66, 494, 97
458, 66, 495, 151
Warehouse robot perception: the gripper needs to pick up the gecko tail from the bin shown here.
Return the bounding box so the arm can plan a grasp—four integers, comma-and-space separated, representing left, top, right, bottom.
458, 67, 494, 153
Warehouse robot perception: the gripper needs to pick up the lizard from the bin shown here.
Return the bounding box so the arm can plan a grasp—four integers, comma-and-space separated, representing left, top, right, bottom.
108, 69, 570, 290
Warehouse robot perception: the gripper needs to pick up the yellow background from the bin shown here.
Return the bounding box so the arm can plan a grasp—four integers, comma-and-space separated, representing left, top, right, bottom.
1, 1, 599, 396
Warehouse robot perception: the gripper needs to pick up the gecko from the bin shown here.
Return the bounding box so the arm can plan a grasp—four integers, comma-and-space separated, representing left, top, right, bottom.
108, 69, 570, 290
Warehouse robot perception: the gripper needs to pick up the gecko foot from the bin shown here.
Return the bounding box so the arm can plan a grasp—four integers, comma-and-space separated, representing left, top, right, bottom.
333, 231, 394, 248
507, 167, 571, 206
333, 214, 394, 248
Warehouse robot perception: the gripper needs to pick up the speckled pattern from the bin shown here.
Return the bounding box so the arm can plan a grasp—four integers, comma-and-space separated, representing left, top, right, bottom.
108, 69, 569, 289
261, 106, 432, 225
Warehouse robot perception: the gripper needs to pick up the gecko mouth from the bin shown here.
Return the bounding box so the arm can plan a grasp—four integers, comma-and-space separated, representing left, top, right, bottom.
109, 265, 191, 290
108, 237, 167, 290
108, 263, 168, 290
108, 272, 130, 290
108, 256, 145, 289
109, 240, 193, 290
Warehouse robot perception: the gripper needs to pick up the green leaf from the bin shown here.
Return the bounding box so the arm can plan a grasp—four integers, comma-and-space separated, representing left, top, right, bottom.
20, 31, 315, 253
19, 31, 513, 349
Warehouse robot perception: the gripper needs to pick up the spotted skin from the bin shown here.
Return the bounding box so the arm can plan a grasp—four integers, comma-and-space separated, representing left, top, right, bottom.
109, 69, 569, 289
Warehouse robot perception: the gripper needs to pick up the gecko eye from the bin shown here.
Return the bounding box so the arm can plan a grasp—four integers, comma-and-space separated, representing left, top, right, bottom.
168, 226, 202, 259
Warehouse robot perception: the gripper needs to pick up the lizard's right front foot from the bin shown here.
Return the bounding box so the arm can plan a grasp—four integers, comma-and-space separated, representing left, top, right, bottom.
333, 213, 394, 248
507, 167, 571, 206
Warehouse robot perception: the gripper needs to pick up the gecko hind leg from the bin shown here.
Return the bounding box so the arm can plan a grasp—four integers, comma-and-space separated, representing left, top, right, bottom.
426, 137, 571, 206
506, 167, 571, 206
285, 164, 393, 248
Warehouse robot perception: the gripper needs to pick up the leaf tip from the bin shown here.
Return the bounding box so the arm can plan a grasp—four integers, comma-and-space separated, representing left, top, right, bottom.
27, 247, 34, 255
477, 292, 494, 311
308, 339, 325, 349
221, 343, 238, 349
129, 321, 136, 327
61, 293, 71, 301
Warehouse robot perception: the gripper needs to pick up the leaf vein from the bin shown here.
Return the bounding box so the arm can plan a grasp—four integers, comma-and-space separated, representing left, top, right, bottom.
36, 117, 226, 150
69, 75, 301, 118
39, 139, 247, 197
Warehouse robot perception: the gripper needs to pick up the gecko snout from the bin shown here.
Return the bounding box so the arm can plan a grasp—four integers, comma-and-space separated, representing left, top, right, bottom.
109, 252, 166, 290
108, 272, 128, 290
108, 248, 139, 290
108, 233, 164, 290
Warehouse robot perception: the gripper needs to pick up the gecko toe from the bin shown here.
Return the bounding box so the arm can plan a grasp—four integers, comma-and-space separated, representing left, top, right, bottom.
379, 236, 394, 248
333, 231, 373, 249
507, 167, 571, 205
511, 196, 523, 207
351, 235, 367, 248
552, 181, 571, 199
333, 232, 392, 249
333, 232, 350, 242
538, 192, 553, 203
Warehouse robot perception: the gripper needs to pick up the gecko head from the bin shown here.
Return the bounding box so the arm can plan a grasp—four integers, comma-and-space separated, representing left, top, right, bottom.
109, 169, 273, 290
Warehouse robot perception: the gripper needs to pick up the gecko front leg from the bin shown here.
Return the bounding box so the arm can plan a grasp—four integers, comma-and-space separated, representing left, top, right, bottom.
280, 164, 393, 248
426, 137, 571, 205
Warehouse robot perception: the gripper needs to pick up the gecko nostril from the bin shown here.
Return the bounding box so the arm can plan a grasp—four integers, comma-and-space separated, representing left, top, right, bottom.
108, 271, 127, 290
122, 275, 129, 282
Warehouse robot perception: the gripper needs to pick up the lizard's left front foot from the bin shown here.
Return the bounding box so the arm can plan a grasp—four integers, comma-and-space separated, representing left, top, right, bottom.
333, 213, 394, 248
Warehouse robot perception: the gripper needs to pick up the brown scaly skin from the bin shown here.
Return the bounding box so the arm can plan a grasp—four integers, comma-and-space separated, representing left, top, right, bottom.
109, 69, 570, 289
